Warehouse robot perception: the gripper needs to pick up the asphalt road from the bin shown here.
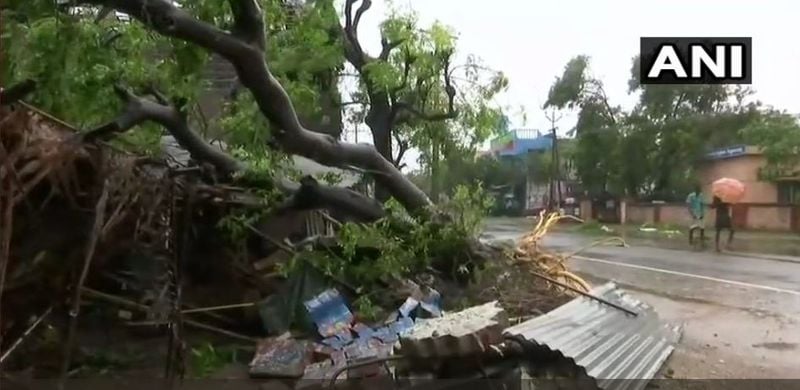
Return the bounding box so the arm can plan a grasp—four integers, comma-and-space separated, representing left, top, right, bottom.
483, 217, 800, 379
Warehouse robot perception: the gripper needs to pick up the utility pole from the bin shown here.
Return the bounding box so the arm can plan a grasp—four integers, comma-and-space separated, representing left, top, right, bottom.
545, 108, 563, 212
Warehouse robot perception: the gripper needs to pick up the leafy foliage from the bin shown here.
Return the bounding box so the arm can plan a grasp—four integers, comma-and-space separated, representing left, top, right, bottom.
545, 55, 763, 199
741, 111, 800, 179
190, 343, 239, 378
2, 0, 344, 154
343, 4, 508, 170
287, 183, 493, 293
2, 5, 208, 131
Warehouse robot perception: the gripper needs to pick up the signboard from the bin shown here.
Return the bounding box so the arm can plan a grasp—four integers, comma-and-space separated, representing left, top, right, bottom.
707, 145, 746, 160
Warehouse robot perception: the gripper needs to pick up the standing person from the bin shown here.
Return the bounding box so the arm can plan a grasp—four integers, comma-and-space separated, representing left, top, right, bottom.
711, 195, 735, 252
686, 185, 706, 248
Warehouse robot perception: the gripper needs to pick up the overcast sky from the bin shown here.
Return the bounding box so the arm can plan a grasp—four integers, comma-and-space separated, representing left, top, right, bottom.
338, 0, 800, 170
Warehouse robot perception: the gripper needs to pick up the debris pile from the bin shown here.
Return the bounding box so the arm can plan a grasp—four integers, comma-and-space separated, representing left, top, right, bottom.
0, 100, 589, 386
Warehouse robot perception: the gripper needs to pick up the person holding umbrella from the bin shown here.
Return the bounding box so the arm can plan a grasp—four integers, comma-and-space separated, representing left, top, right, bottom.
711, 195, 734, 252
711, 178, 746, 252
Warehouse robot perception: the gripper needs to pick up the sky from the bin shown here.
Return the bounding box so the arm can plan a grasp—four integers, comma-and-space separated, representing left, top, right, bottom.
337, 0, 800, 171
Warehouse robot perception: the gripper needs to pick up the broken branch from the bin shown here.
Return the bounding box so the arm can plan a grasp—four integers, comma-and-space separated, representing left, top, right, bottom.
80, 287, 257, 343
87, 85, 386, 222
84, 84, 245, 176
59, 181, 110, 387
0, 307, 53, 365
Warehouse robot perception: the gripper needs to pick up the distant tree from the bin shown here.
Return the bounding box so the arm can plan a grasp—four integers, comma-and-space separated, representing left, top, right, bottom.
741, 110, 800, 179
544, 55, 622, 195
544, 54, 762, 200
340, 0, 507, 199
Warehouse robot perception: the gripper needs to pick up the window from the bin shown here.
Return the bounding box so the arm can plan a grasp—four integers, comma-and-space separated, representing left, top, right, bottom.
777, 181, 800, 204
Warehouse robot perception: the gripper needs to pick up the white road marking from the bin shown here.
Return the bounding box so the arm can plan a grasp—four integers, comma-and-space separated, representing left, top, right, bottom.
571, 255, 800, 297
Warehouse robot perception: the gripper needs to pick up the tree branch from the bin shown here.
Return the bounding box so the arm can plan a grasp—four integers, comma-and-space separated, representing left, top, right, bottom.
390, 49, 414, 97
82, 0, 432, 212
669, 92, 687, 120
393, 52, 457, 122
229, 0, 266, 49
85, 86, 385, 221
379, 37, 404, 61
393, 133, 409, 167
83, 84, 244, 176
592, 80, 617, 125
342, 0, 372, 69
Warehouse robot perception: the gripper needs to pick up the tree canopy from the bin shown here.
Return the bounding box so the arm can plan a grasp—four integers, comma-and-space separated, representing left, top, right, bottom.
544, 54, 764, 200
339, 0, 508, 173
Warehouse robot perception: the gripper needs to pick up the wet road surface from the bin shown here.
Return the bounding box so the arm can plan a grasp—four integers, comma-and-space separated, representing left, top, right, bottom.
483, 217, 800, 379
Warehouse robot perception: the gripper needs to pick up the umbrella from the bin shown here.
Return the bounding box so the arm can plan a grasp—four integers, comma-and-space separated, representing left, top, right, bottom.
712, 178, 745, 204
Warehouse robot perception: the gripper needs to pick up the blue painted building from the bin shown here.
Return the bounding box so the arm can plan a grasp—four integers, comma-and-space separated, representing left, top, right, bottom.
486, 129, 578, 212
488, 129, 554, 157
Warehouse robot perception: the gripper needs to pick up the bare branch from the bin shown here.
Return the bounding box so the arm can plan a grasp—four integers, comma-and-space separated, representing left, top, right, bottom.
393, 132, 409, 167
379, 37, 404, 61
591, 80, 617, 125
342, 0, 372, 69
352, 0, 372, 35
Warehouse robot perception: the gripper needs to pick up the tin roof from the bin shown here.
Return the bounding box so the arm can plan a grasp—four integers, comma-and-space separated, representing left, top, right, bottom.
505, 282, 682, 390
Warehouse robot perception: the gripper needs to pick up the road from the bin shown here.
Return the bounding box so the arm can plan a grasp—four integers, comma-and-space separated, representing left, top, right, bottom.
483, 217, 800, 379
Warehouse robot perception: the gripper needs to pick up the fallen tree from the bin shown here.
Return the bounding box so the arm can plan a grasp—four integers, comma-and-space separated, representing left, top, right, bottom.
78, 0, 432, 213
83, 84, 387, 223
0, 1, 584, 382
0, 83, 582, 381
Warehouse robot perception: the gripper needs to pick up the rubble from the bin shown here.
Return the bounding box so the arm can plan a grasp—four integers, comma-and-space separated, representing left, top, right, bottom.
1, 100, 674, 390
398, 301, 508, 359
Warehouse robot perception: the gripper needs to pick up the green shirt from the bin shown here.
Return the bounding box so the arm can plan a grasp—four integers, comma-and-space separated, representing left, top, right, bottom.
686, 192, 704, 218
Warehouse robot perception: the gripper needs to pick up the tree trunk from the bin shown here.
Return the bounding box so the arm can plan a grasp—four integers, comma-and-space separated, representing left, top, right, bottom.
373, 129, 392, 202
430, 140, 441, 202
367, 107, 394, 203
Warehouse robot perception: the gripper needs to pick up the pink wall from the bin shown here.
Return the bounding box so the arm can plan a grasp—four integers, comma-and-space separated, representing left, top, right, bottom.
698, 155, 778, 203
620, 202, 795, 231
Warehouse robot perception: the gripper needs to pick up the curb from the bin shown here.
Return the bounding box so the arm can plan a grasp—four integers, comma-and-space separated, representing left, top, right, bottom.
724, 251, 800, 265
543, 236, 800, 265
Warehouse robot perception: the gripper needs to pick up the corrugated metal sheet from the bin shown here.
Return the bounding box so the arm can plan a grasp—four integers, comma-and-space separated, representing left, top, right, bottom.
505, 282, 683, 390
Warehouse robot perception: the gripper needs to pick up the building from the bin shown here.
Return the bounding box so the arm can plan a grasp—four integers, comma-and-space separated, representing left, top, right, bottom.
602, 145, 800, 231
486, 130, 577, 213
697, 145, 800, 204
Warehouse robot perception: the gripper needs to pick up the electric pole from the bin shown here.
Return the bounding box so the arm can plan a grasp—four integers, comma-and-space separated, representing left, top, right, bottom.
545, 108, 563, 212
